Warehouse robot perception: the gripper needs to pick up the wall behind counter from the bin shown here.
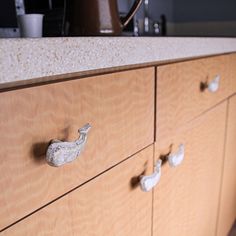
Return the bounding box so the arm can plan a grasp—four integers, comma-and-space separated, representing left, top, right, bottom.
118, 0, 236, 36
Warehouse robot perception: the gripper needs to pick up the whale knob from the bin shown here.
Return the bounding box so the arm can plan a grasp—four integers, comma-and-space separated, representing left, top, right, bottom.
46, 124, 91, 167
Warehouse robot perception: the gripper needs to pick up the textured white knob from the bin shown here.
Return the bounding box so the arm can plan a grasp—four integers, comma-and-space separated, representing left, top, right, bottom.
140, 160, 162, 192
208, 75, 220, 93
168, 144, 185, 167
46, 124, 91, 167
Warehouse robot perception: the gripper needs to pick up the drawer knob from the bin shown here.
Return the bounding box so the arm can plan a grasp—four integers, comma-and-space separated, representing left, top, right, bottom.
46, 124, 91, 167
207, 75, 220, 93
168, 144, 185, 167
140, 160, 162, 192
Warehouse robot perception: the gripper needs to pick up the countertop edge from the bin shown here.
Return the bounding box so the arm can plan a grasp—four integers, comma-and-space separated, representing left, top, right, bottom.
1, 37, 236, 90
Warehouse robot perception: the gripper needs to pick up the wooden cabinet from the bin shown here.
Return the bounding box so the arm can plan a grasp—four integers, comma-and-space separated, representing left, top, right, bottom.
0, 68, 154, 229
2, 146, 154, 236
153, 53, 236, 235
217, 95, 236, 236
153, 102, 227, 236
0, 53, 236, 235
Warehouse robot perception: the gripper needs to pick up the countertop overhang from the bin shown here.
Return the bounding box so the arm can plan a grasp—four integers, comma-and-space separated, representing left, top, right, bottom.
1, 37, 236, 89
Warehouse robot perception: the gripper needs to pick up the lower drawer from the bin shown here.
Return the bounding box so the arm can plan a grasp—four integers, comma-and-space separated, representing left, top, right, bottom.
1, 146, 153, 236
153, 102, 226, 236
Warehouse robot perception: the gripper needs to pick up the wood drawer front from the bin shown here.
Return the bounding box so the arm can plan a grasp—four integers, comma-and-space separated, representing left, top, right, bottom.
2, 146, 153, 236
217, 95, 236, 236
153, 102, 226, 236
156, 54, 235, 139
0, 68, 154, 230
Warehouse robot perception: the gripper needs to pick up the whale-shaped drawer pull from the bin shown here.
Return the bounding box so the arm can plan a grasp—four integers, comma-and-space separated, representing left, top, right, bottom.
46, 123, 91, 167
167, 144, 185, 167
207, 75, 220, 93
140, 160, 162, 192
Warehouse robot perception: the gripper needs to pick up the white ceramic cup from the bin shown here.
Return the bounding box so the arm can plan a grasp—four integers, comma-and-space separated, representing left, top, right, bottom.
17, 14, 44, 38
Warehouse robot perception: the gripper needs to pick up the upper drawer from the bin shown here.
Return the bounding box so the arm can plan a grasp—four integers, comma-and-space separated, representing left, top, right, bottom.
156, 54, 236, 139
0, 68, 154, 230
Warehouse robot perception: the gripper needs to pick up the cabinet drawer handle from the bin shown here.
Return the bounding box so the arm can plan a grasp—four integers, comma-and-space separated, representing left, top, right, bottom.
46, 124, 91, 167
168, 144, 185, 167
140, 160, 162, 192
207, 75, 220, 93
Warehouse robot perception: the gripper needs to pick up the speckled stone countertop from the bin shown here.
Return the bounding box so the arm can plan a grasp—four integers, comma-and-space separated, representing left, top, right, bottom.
0, 37, 236, 89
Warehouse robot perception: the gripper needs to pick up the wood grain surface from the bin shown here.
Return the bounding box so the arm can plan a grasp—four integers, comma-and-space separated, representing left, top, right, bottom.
156, 54, 236, 140
217, 95, 236, 236
153, 102, 227, 236
0, 68, 154, 230
1, 146, 154, 236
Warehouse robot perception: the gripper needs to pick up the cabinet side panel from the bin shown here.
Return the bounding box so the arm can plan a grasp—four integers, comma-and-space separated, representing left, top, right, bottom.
217, 95, 236, 236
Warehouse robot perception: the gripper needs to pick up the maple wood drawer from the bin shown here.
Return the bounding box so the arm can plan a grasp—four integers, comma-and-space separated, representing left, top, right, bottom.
156, 54, 236, 139
2, 146, 153, 236
0, 68, 154, 230
153, 102, 226, 236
